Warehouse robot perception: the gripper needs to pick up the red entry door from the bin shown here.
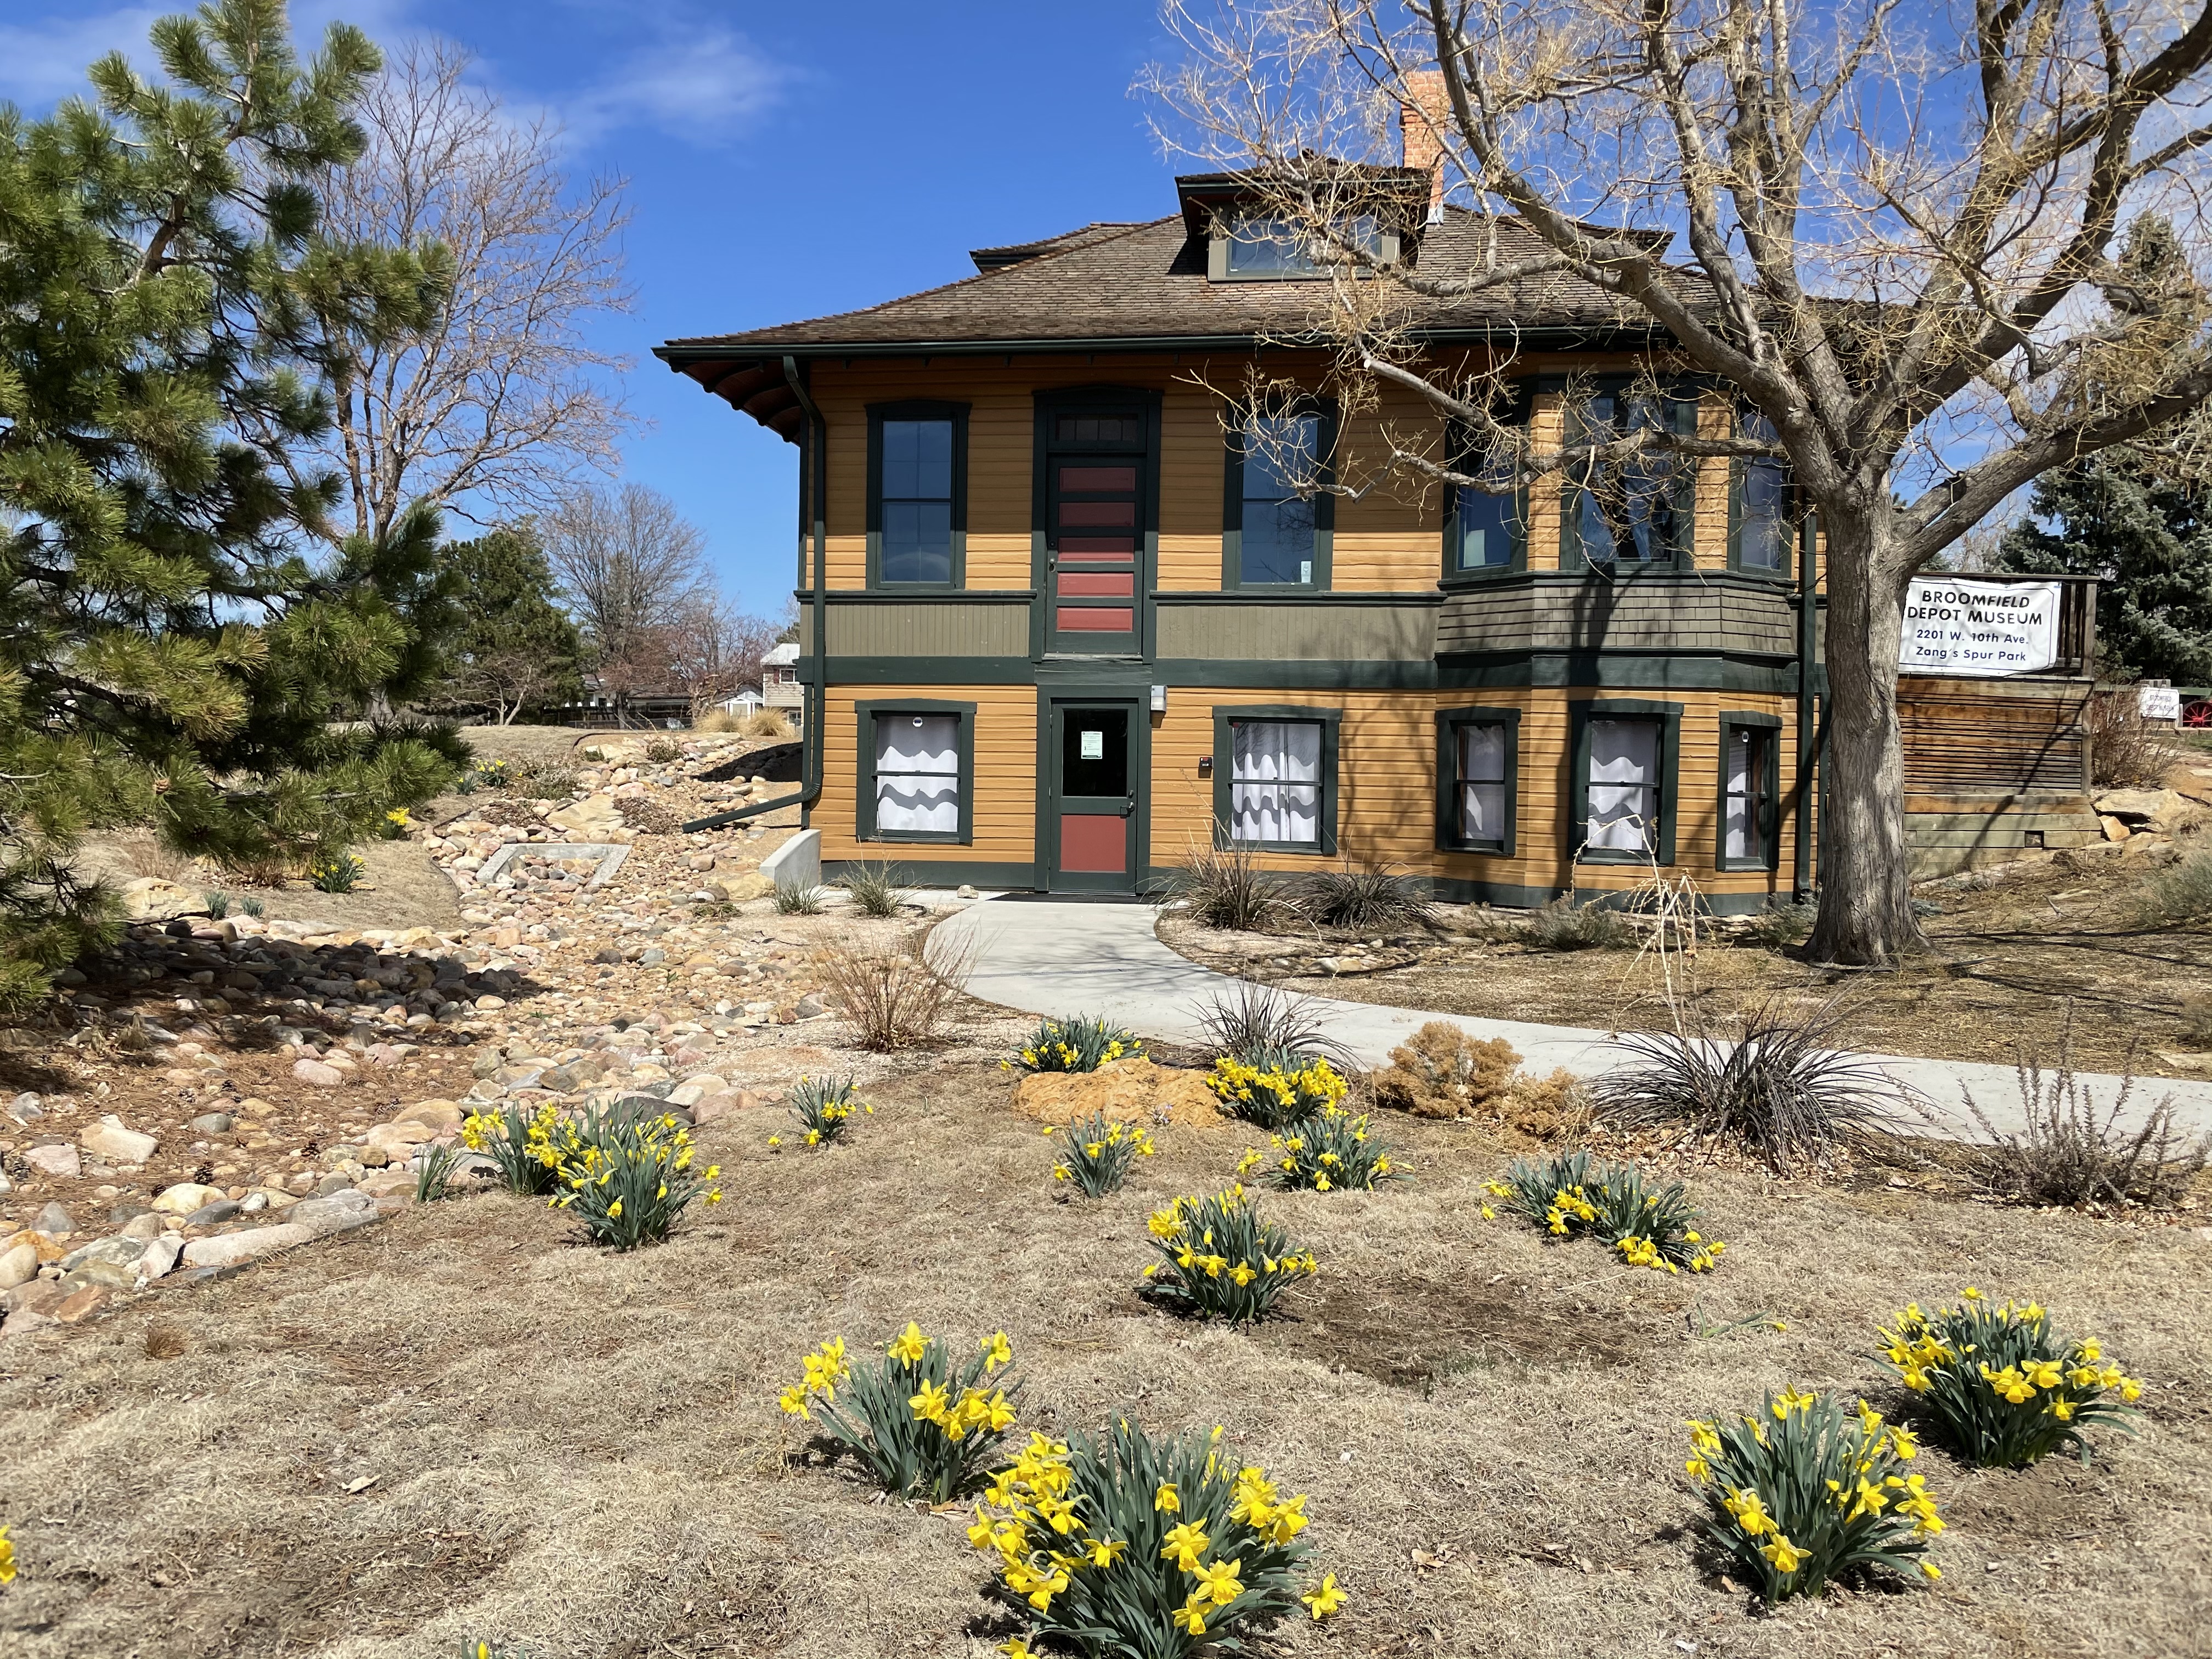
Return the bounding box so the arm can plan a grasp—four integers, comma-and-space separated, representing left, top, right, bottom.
1052, 704, 1136, 893
1046, 408, 1147, 650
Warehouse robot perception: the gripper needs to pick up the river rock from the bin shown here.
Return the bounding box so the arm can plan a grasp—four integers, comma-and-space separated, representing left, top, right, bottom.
33, 1200, 75, 1236
287, 1188, 382, 1236
137, 1235, 184, 1282
181, 1223, 316, 1269
0, 1243, 36, 1291
151, 1182, 227, 1216
80, 1115, 159, 1165
292, 1057, 346, 1087
23, 1143, 81, 1178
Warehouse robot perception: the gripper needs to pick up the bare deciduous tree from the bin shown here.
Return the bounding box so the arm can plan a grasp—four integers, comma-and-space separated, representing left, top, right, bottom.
543, 480, 712, 670
300, 37, 633, 543
1144, 0, 2212, 964
663, 595, 790, 717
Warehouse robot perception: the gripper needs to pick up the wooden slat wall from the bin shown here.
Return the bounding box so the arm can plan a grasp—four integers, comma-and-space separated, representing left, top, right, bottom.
1898, 681, 2090, 795
1145, 686, 1802, 899
804, 352, 1743, 597
816, 685, 1036, 866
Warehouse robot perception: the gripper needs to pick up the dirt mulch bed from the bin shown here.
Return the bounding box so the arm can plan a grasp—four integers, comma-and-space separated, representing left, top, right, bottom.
4, 1058, 2208, 1658
1160, 843, 2212, 1077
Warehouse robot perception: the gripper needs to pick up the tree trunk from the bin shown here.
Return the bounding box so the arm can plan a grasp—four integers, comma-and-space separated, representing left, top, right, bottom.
1805, 505, 1928, 967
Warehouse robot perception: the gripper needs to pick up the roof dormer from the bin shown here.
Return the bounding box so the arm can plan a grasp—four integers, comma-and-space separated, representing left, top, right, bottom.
1174, 167, 1429, 281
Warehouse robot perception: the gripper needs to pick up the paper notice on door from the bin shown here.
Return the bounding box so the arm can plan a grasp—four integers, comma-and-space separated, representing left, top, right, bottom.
1080, 729, 1103, 759
1899, 577, 2061, 676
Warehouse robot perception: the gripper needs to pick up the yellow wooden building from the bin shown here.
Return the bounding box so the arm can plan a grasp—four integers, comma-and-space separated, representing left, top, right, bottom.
656, 167, 2093, 909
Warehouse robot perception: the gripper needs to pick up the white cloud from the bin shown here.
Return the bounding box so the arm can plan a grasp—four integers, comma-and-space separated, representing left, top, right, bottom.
562, 25, 786, 148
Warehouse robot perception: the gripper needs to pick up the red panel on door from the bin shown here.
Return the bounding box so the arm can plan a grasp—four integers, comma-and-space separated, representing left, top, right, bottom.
1060, 814, 1127, 873
1059, 501, 1136, 527
1059, 465, 1138, 491
1057, 571, 1134, 597
1058, 608, 1134, 631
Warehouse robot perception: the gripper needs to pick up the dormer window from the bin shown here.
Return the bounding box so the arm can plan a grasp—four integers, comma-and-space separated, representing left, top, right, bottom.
1209, 211, 1397, 281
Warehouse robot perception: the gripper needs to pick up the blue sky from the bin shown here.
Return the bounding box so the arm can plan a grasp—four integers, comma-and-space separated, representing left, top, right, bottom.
0, 0, 1187, 618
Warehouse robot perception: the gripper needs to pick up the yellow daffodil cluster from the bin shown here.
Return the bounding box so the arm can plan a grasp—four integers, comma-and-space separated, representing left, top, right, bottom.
1142, 1187, 1318, 1322
780, 1073, 870, 1149
1875, 1294, 2143, 1466
0, 1522, 15, 1585
461, 1101, 563, 1166
1205, 1054, 1349, 1129
1252, 1102, 1406, 1193
1614, 1228, 1723, 1274
780, 1323, 1026, 1502
1543, 1183, 1598, 1234
1005, 1016, 1144, 1075
1686, 1388, 1943, 1601
1052, 1113, 1158, 1195
777, 1336, 851, 1421
544, 1109, 722, 1248
968, 1422, 1341, 1649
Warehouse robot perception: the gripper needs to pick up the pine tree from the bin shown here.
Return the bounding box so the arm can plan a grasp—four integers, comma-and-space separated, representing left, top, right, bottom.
442, 525, 584, 723
1995, 445, 2212, 686
0, 0, 466, 1013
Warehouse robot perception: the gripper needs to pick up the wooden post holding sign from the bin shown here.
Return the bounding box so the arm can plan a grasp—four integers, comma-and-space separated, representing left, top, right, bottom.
1899, 577, 2063, 676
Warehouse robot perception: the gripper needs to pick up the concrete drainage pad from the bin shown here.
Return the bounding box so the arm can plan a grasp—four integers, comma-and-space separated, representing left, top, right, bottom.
472, 842, 631, 894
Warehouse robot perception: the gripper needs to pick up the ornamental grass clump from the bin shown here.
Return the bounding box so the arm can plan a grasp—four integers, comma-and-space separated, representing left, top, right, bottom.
1205, 1052, 1349, 1131
1875, 1291, 2143, 1467
779, 1323, 1023, 1502
1011, 1014, 1143, 1075
968, 1418, 1344, 1654
1142, 1186, 1317, 1322
1498, 1150, 1725, 1273
546, 1104, 721, 1249
1686, 1389, 1943, 1604
1244, 1103, 1406, 1193
781, 1074, 867, 1147
461, 1100, 564, 1195
1054, 1111, 1157, 1196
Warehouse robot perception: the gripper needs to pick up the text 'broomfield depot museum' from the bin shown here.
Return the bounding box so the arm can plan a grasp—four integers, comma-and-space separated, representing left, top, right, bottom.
656, 114, 2102, 909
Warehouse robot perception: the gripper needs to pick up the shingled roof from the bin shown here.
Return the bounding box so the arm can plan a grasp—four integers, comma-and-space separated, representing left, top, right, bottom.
657, 178, 1675, 441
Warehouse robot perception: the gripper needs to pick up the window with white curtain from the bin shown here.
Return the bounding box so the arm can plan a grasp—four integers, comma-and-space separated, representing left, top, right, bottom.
1585, 718, 1660, 854
874, 712, 960, 837
1456, 721, 1510, 847
1229, 719, 1321, 847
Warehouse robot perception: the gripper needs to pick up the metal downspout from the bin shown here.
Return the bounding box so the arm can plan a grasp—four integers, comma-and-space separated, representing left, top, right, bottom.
678, 356, 828, 835
1793, 511, 1819, 902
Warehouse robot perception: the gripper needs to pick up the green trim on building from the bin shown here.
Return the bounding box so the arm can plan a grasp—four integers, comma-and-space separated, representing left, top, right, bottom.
1716, 709, 1785, 873
823, 857, 1039, 890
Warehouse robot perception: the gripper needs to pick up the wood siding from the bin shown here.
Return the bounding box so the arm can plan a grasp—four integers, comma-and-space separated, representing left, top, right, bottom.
1438, 574, 1798, 657
823, 601, 1030, 658
817, 685, 1037, 866
1898, 678, 2091, 796
1154, 601, 1437, 661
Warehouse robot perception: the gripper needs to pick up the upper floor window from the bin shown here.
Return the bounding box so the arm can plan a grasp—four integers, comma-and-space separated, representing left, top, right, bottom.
867, 402, 968, 586
1226, 404, 1335, 588
1561, 387, 1697, 571
1210, 211, 1395, 281
1731, 410, 1791, 575
1445, 404, 1527, 578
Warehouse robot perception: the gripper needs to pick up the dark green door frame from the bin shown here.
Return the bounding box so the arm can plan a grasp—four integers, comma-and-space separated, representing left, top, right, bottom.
1036, 690, 1150, 895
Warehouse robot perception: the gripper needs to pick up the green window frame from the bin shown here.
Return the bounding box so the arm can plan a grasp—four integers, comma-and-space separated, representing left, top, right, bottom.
1442, 399, 1530, 583
1211, 704, 1341, 855
1222, 398, 1336, 590
1436, 706, 1521, 855
1558, 382, 1699, 573
1726, 408, 1793, 578
1569, 697, 1682, 866
866, 400, 969, 589
856, 699, 975, 844
1716, 710, 1784, 872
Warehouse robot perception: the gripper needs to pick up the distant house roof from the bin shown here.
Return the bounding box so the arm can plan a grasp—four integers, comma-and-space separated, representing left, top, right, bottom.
656, 170, 1696, 442
763, 642, 800, 667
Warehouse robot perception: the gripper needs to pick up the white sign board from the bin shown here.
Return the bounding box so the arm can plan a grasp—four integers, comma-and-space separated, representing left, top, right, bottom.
1079, 729, 1103, 759
2140, 685, 2182, 721
1899, 578, 2061, 676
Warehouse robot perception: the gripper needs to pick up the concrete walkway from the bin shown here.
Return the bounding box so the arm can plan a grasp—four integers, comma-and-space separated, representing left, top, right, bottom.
932, 895, 2212, 1143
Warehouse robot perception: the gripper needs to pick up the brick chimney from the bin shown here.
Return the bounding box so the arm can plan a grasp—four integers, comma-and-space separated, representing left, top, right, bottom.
1398, 69, 1448, 223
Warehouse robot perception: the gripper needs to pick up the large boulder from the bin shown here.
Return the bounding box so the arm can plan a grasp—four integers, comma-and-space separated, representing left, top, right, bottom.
1009, 1056, 1228, 1130
182, 1223, 315, 1269
119, 876, 195, 920
2094, 787, 2203, 834
548, 796, 624, 835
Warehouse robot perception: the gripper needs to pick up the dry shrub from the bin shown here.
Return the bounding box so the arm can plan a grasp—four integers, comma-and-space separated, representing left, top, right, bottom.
815, 927, 977, 1051
1498, 1067, 1594, 1140
692, 708, 742, 733
2132, 850, 2212, 927
2087, 687, 2184, 788
742, 708, 797, 740
1294, 858, 1434, 930
1196, 979, 1330, 1063
1519, 895, 1633, 951
1370, 1020, 1521, 1119
1169, 835, 1291, 932
115, 830, 200, 885
1966, 1024, 2210, 1208
142, 1325, 187, 1360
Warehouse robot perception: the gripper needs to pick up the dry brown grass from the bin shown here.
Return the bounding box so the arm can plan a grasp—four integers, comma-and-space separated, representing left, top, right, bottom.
2, 1059, 2207, 1658
815, 925, 978, 1051
113, 829, 201, 886
741, 708, 798, 740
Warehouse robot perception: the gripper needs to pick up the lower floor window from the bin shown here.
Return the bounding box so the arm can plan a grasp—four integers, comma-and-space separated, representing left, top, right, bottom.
1724, 725, 1775, 864
1586, 718, 1660, 854
1230, 719, 1321, 846
875, 712, 960, 836
1455, 721, 1510, 847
